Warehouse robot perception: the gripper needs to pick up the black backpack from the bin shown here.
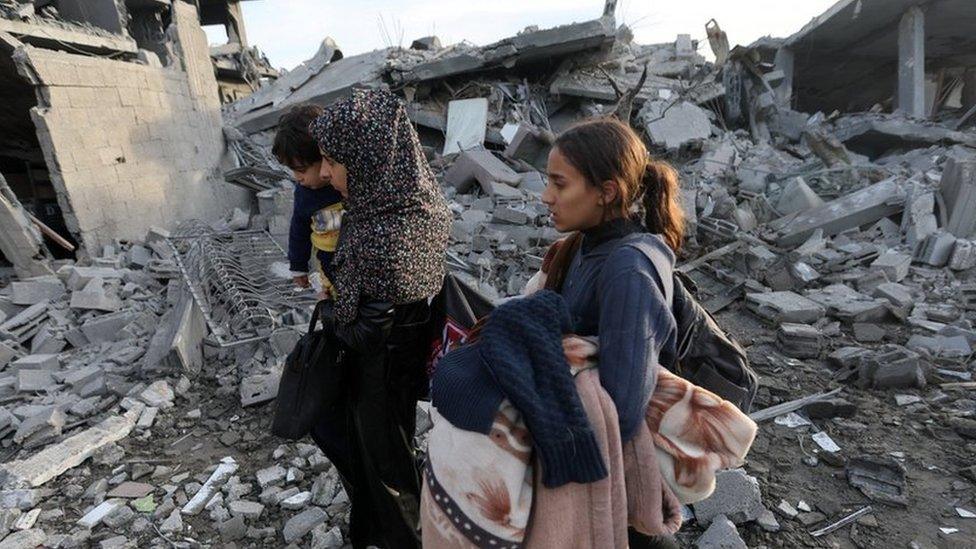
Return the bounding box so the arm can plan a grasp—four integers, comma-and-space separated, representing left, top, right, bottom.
668, 271, 758, 412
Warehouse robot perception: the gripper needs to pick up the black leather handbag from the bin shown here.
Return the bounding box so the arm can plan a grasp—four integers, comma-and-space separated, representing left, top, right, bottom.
271, 300, 344, 440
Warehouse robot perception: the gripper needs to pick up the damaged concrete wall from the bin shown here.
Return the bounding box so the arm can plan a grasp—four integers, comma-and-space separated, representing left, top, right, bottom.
12, 1, 248, 251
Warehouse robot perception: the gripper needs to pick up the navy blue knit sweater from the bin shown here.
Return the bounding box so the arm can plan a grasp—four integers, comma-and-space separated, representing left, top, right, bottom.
432, 290, 608, 488
563, 219, 677, 442
288, 183, 343, 280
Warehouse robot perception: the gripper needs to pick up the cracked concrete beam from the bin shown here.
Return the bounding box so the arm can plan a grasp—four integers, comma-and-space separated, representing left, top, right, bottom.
0, 18, 138, 55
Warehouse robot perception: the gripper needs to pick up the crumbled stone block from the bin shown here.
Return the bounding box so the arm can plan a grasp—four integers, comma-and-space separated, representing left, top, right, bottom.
255, 465, 287, 489
692, 469, 764, 526
695, 514, 746, 549
282, 507, 328, 544
9, 354, 60, 373
70, 278, 122, 312
11, 277, 66, 305
16, 370, 56, 393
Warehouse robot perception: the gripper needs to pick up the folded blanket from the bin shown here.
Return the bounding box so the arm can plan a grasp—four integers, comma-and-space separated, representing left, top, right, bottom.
568, 337, 757, 505
421, 336, 757, 548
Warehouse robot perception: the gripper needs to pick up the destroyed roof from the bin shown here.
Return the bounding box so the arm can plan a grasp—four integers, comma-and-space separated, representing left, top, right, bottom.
225, 15, 619, 134
784, 0, 976, 113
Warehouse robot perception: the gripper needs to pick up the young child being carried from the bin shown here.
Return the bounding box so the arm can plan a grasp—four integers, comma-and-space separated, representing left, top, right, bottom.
272, 104, 344, 298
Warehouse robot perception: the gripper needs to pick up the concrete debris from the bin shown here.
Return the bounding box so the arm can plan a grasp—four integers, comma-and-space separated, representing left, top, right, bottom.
695, 514, 747, 549
777, 323, 822, 358
746, 292, 825, 324
692, 469, 765, 526
639, 100, 712, 150
282, 506, 328, 544
846, 456, 908, 507
182, 457, 239, 515
0, 1, 972, 545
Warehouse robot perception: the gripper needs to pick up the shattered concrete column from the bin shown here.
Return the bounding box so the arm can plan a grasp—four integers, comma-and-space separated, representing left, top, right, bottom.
774, 47, 794, 107
603, 0, 618, 17
897, 6, 926, 118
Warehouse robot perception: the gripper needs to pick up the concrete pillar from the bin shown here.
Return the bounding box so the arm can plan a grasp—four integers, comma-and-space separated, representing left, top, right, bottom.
897, 6, 926, 118
604, 0, 618, 18
774, 47, 794, 107
962, 68, 976, 110
226, 0, 249, 48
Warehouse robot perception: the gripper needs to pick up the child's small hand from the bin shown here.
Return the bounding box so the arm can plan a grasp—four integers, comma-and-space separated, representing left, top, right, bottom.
293, 274, 310, 288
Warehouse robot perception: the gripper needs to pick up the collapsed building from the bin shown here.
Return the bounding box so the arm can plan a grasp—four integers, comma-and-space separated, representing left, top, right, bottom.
0, 0, 976, 547
0, 0, 265, 268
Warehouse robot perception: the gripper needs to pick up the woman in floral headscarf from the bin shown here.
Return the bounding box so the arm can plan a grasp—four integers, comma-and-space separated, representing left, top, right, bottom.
308, 89, 451, 549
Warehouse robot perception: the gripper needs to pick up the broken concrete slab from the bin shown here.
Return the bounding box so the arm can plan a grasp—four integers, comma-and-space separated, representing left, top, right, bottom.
913, 231, 956, 267
0, 528, 47, 549
941, 156, 976, 239
777, 323, 822, 358
0, 302, 50, 346
282, 506, 328, 544
443, 148, 523, 194
772, 177, 906, 247
693, 468, 765, 526
14, 370, 56, 393
1, 405, 142, 488
503, 124, 552, 172
12, 407, 65, 444
857, 345, 926, 390
138, 381, 174, 409
60, 266, 126, 292
832, 116, 976, 159
638, 100, 712, 150
9, 354, 60, 373
745, 291, 825, 324
399, 16, 615, 85
776, 177, 824, 216
870, 250, 911, 282
442, 98, 488, 156
240, 373, 279, 407
143, 289, 205, 374
695, 514, 746, 549
10, 277, 65, 306
69, 279, 122, 313
805, 284, 888, 323
949, 239, 976, 270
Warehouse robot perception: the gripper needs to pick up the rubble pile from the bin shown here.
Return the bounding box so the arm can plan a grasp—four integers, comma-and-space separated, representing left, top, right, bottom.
1, 0, 976, 547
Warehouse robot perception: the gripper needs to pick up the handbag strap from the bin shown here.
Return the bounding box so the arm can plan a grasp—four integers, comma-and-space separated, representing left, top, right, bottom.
308, 300, 330, 333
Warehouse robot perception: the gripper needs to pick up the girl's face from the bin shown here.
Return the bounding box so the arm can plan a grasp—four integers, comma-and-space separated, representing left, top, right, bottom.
318, 153, 349, 198
542, 147, 612, 232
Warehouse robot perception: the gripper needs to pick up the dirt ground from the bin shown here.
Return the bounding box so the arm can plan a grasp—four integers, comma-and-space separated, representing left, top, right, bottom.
673, 306, 976, 549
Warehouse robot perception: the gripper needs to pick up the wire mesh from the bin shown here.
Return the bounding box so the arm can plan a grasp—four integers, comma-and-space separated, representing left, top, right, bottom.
166, 221, 318, 346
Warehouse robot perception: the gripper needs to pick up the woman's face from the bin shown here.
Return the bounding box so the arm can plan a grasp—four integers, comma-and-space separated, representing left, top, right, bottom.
318, 153, 349, 198
542, 147, 609, 232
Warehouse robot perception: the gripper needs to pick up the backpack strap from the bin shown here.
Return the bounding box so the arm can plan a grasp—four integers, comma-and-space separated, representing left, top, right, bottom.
619, 234, 674, 308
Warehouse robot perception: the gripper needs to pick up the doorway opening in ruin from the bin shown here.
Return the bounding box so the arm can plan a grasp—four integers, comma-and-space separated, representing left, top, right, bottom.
0, 48, 77, 262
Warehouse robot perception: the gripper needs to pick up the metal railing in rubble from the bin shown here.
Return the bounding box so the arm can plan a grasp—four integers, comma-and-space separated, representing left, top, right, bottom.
166, 221, 318, 346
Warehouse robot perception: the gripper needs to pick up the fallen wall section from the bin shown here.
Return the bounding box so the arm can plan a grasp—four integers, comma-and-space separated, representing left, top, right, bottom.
12, 1, 248, 251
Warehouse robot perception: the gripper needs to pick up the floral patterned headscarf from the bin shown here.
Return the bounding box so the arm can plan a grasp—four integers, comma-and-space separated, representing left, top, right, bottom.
309, 89, 451, 324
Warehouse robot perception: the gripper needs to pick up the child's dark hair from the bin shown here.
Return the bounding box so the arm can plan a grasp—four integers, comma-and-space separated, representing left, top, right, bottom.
554, 118, 685, 253
272, 104, 325, 169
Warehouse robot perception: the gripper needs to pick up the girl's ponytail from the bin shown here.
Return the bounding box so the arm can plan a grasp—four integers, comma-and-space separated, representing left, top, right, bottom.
641, 160, 685, 253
